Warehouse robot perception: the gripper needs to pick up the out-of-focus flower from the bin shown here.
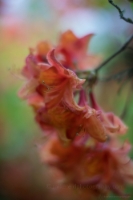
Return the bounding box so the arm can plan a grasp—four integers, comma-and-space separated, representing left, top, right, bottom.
40, 136, 133, 199
19, 46, 126, 144
36, 41, 52, 63
23, 30, 102, 72
19, 49, 85, 110
89, 91, 128, 136
38, 49, 85, 110
19, 29, 132, 199
19, 48, 108, 144
57, 30, 102, 70
102, 112, 128, 135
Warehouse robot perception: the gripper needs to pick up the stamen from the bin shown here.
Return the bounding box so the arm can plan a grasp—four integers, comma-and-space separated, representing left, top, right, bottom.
42, 81, 54, 92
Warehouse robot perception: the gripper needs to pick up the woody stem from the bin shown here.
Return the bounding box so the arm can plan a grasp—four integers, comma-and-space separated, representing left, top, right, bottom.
108, 0, 133, 24
95, 34, 133, 72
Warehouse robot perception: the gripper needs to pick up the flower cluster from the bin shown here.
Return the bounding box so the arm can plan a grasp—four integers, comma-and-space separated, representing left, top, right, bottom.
19, 30, 133, 199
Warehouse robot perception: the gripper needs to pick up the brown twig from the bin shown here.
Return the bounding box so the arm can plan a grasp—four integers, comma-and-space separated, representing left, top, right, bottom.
95, 34, 133, 72
108, 0, 133, 24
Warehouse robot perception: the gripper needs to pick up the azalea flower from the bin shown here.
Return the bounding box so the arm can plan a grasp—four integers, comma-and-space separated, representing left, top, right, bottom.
19, 47, 126, 144
19, 48, 85, 109
40, 136, 133, 199
57, 30, 102, 70
89, 91, 128, 135
36, 41, 52, 63
19, 30, 132, 199
22, 30, 102, 72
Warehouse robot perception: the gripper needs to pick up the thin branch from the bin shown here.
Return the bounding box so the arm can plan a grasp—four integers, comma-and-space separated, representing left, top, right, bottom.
95, 34, 133, 72
108, 0, 133, 24
100, 67, 133, 82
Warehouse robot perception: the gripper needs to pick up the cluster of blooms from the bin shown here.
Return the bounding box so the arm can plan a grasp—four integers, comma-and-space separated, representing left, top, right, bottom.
19, 30, 133, 199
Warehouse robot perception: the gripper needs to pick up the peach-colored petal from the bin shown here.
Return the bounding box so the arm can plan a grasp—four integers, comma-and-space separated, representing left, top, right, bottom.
18, 78, 38, 99
57, 30, 101, 70
36, 41, 52, 56
106, 112, 128, 135
78, 54, 103, 70
84, 114, 107, 142
89, 92, 128, 136
27, 92, 44, 108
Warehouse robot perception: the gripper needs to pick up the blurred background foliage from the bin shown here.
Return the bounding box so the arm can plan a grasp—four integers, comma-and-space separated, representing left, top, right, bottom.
0, 0, 133, 199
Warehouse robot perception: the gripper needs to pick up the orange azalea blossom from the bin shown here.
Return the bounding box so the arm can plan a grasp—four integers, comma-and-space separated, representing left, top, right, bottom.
35, 88, 127, 145
19, 49, 108, 143
23, 30, 102, 71
19, 48, 85, 110
36, 41, 52, 63
57, 30, 102, 70
19, 49, 127, 144
40, 136, 133, 199
19, 30, 133, 199
35, 102, 107, 144
38, 49, 85, 111
37, 50, 110, 143
89, 91, 128, 135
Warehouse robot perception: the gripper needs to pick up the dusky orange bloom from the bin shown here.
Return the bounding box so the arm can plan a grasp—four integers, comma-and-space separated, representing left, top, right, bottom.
27, 30, 102, 71
36, 41, 53, 62
40, 136, 133, 198
78, 141, 133, 197
57, 30, 102, 70
38, 49, 85, 111
34, 51, 108, 143
21, 49, 39, 79
39, 135, 91, 186
23, 50, 127, 144
19, 49, 126, 145
36, 103, 107, 144
59, 30, 92, 57
89, 91, 128, 135
19, 48, 85, 110
18, 30, 132, 200
102, 112, 128, 135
